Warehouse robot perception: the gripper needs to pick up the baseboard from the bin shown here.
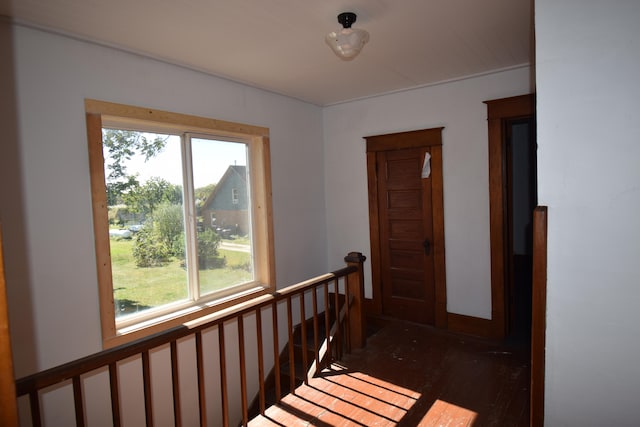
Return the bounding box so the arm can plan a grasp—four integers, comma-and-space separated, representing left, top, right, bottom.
447, 313, 495, 338
366, 311, 497, 339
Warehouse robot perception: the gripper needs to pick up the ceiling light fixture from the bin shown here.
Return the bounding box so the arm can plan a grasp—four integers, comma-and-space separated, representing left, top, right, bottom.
325, 12, 369, 61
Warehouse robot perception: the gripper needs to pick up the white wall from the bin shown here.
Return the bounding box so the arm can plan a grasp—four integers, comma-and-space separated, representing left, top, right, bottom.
3, 23, 328, 424
536, 0, 640, 424
323, 68, 532, 319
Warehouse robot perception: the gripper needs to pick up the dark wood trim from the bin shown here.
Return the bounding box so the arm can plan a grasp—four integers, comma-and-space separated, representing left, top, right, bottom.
447, 313, 495, 338
365, 151, 383, 315
0, 225, 19, 427
365, 127, 447, 328
484, 94, 535, 338
486, 95, 535, 120
365, 127, 445, 152
345, 252, 368, 348
430, 145, 447, 328
530, 206, 548, 427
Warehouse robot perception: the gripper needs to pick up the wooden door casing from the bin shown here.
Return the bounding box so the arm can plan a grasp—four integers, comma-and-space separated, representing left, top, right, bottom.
366, 128, 447, 328
485, 94, 535, 338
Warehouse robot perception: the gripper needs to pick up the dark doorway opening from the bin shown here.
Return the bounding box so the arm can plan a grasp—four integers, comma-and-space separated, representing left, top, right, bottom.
506, 118, 537, 341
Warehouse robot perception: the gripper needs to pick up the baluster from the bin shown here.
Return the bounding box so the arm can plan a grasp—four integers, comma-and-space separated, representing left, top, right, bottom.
344, 276, 352, 353
312, 286, 320, 376
299, 292, 308, 385
72, 376, 85, 427
255, 307, 266, 415
286, 296, 295, 394
170, 340, 181, 427
324, 282, 332, 365
29, 391, 41, 427
108, 363, 121, 427
333, 279, 342, 359
238, 315, 248, 426
219, 325, 229, 427
141, 351, 153, 427
195, 331, 207, 427
271, 301, 281, 403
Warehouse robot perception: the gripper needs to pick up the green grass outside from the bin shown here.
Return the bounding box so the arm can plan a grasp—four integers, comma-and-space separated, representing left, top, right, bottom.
229, 235, 250, 245
110, 239, 252, 316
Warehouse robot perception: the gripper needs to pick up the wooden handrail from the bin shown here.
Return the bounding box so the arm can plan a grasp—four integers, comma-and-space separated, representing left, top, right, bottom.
15, 266, 358, 396
14, 253, 366, 426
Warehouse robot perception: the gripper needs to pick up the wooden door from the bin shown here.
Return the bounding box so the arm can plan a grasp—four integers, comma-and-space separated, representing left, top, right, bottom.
366, 128, 447, 327
378, 147, 435, 323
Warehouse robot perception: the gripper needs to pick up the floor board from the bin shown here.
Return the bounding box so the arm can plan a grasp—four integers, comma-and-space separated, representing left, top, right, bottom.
249, 320, 530, 426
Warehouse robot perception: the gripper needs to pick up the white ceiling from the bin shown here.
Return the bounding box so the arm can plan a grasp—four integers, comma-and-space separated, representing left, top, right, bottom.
3, 0, 533, 106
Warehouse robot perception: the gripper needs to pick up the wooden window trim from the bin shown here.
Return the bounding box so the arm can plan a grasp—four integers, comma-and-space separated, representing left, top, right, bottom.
85, 99, 275, 348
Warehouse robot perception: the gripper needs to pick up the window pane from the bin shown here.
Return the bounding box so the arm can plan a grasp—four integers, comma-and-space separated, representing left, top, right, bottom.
191, 138, 254, 295
102, 130, 188, 319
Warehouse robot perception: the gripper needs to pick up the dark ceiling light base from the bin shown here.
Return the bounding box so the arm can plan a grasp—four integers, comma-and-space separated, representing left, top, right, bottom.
337, 12, 357, 29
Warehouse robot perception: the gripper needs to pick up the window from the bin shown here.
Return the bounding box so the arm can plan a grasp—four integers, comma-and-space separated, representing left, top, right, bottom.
86, 99, 275, 347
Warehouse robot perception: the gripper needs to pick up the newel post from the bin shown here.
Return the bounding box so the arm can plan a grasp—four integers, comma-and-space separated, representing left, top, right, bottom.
345, 252, 367, 349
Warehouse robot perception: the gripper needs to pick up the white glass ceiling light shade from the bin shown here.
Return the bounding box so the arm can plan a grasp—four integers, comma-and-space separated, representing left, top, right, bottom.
325, 12, 369, 60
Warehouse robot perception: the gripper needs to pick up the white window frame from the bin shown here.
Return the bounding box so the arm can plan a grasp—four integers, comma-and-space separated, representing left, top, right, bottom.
86, 99, 276, 348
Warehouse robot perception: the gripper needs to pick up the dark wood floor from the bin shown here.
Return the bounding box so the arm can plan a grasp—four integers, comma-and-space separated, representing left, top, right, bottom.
250, 320, 530, 426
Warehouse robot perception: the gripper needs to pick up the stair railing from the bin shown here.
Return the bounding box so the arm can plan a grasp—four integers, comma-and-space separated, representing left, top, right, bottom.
14, 252, 366, 427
